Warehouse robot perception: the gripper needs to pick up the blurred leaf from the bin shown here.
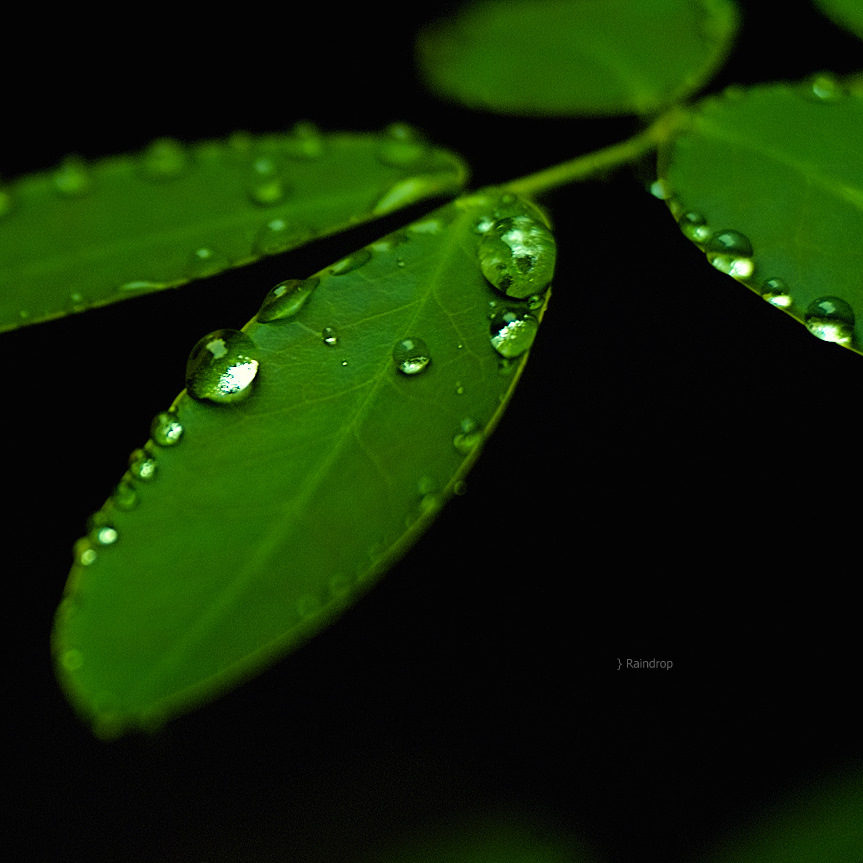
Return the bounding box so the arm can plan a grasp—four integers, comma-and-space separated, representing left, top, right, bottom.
813, 0, 863, 40
415, 0, 740, 117
658, 78, 863, 354
0, 124, 468, 333
52, 190, 555, 737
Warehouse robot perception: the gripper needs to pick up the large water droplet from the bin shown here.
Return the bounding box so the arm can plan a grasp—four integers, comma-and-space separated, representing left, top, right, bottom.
53, 155, 92, 196
151, 410, 184, 446
330, 248, 372, 275
392, 337, 431, 375
489, 308, 539, 358
140, 137, 188, 180
761, 277, 792, 308
257, 277, 319, 323
479, 215, 556, 299
804, 296, 855, 345
706, 229, 754, 278
186, 329, 260, 404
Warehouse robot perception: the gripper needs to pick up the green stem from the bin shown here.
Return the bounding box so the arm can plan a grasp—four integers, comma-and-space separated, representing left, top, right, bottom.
503, 107, 689, 198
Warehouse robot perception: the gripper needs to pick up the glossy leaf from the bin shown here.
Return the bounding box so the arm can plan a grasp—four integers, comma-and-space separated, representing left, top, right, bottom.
415, 0, 740, 117
0, 124, 468, 333
52, 190, 555, 737
813, 0, 863, 40
658, 79, 863, 354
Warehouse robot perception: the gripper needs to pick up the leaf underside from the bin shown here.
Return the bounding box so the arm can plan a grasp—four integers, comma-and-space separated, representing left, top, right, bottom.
0, 125, 468, 333
415, 0, 740, 117
658, 79, 863, 354
52, 190, 553, 737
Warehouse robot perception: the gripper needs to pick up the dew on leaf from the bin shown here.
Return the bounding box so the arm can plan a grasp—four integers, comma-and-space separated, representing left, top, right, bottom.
253, 218, 313, 256
804, 296, 855, 345
322, 326, 339, 345
489, 308, 539, 358
150, 411, 184, 447
376, 122, 428, 167
111, 477, 140, 511
140, 137, 189, 180
185, 329, 260, 404
479, 215, 556, 299
453, 418, 483, 455
392, 337, 432, 375
330, 248, 372, 275
803, 72, 847, 103
187, 246, 230, 278
52, 155, 92, 196
257, 277, 319, 323
761, 277, 792, 308
678, 210, 711, 243
285, 121, 324, 159
128, 449, 158, 482
706, 229, 754, 278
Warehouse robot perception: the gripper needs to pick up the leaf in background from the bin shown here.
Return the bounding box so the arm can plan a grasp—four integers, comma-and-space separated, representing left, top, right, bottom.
657, 78, 863, 354
0, 123, 468, 333
52, 189, 556, 737
813, 0, 863, 40
415, 0, 740, 117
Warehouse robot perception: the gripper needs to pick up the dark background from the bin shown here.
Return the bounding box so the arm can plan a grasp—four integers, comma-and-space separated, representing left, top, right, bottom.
3, 2, 861, 861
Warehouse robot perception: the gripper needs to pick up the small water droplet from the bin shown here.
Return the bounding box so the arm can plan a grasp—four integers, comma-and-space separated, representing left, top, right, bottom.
761, 277, 792, 308
706, 229, 754, 278
151, 410, 184, 446
489, 308, 539, 358
118, 279, 169, 293
804, 296, 855, 345
376, 122, 429, 167
128, 449, 158, 482
257, 276, 318, 323
408, 217, 444, 234
453, 418, 483, 455
68, 291, 87, 312
61, 648, 84, 671
479, 215, 556, 299
111, 476, 140, 510
73, 538, 98, 566
285, 121, 324, 159
322, 326, 339, 345
187, 246, 230, 278
53, 155, 92, 196
373, 176, 441, 215
392, 337, 431, 375
454, 380, 464, 395
186, 329, 260, 404
650, 178, 672, 200
88, 513, 119, 547
678, 211, 711, 244
246, 156, 290, 206
140, 137, 188, 180
330, 248, 372, 275
253, 218, 313, 256
804, 72, 847, 102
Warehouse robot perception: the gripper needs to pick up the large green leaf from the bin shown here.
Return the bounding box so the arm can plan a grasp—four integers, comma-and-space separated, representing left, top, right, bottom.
52, 189, 556, 737
0, 124, 468, 333
657, 78, 863, 354
813, 0, 863, 40
415, 0, 740, 117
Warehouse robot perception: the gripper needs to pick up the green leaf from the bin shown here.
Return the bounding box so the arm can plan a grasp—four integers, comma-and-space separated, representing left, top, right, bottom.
813, 0, 863, 40
0, 123, 468, 333
657, 78, 863, 354
415, 0, 740, 117
51, 189, 555, 737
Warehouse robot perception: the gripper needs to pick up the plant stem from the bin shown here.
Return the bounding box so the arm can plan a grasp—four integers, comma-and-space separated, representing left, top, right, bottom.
503, 107, 689, 198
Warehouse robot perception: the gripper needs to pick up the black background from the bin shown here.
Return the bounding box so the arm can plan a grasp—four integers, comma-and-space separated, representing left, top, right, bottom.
3, 2, 862, 861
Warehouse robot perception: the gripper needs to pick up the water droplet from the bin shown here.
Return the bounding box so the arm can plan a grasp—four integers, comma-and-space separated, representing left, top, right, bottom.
453, 418, 483, 455
151, 410, 184, 446
804, 296, 855, 345
61, 648, 84, 671
53, 155, 92, 196
118, 279, 169, 293
678, 211, 711, 244
253, 218, 313, 256
330, 248, 372, 275
111, 476, 140, 510
285, 121, 324, 159
408, 217, 444, 234
804, 72, 847, 103
246, 156, 290, 206
88, 513, 119, 546
68, 291, 87, 312
761, 277, 792, 308
128, 449, 158, 482
454, 380, 464, 395
373, 176, 440, 215
489, 308, 539, 358
257, 276, 319, 323
186, 329, 260, 404
140, 137, 188, 180
187, 246, 230, 278
73, 538, 98, 566
376, 122, 428, 167
706, 229, 754, 278
650, 178, 672, 200
322, 326, 339, 345
392, 337, 431, 375
479, 215, 556, 299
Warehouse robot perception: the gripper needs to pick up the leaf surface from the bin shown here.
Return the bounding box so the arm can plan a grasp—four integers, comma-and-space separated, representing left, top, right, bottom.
814, 0, 863, 40
52, 190, 555, 736
658, 79, 863, 354
415, 0, 740, 117
0, 125, 468, 333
